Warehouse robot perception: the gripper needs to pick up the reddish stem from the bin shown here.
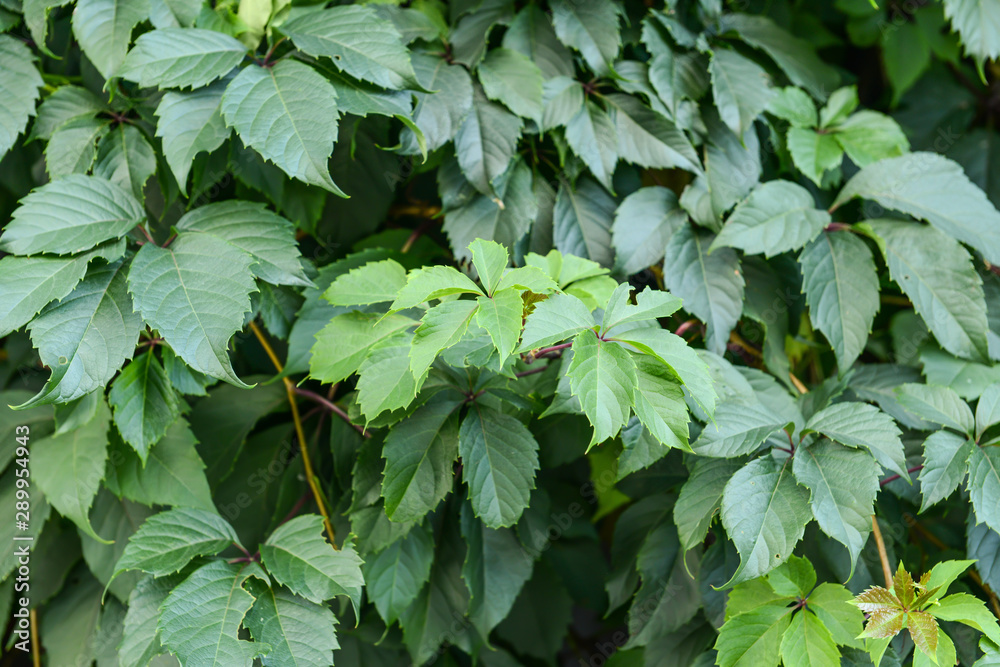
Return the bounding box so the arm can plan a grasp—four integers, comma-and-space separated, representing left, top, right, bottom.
293, 386, 370, 438
879, 465, 924, 487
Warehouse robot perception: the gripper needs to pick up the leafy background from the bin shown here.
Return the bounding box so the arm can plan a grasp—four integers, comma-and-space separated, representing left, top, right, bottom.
2, 0, 1000, 665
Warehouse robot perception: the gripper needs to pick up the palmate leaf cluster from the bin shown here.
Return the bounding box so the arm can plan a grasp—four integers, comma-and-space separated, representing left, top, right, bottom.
2, 0, 1000, 665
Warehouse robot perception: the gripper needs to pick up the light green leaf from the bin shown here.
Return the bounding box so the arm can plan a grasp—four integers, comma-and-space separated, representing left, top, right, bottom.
787, 126, 843, 186
113, 507, 239, 579
691, 400, 788, 458
108, 419, 214, 511
244, 582, 338, 667
927, 593, 1000, 645
808, 583, 864, 648
896, 383, 975, 435
33, 399, 110, 542
612, 187, 686, 276
799, 230, 880, 370
793, 439, 880, 577
918, 430, 973, 511
780, 608, 840, 667
478, 47, 544, 123
832, 111, 909, 167
712, 180, 830, 257
260, 515, 364, 608
400, 53, 473, 154
550, 0, 621, 76
24, 258, 142, 406
835, 153, 1000, 267
310, 312, 415, 385
518, 292, 594, 351
710, 48, 774, 138
356, 333, 425, 421
767, 86, 817, 127
470, 238, 509, 295
674, 456, 743, 552
30, 85, 103, 142
663, 223, 745, 356
805, 401, 908, 477
459, 404, 539, 528
411, 300, 479, 379
71, 0, 149, 79
553, 177, 616, 268
280, 5, 420, 90
45, 115, 109, 178
475, 288, 523, 362
455, 86, 523, 195
326, 259, 408, 306
869, 220, 990, 363
158, 560, 266, 667
461, 504, 534, 638
714, 600, 792, 667
0, 175, 144, 256
495, 266, 558, 293
128, 233, 256, 386
93, 124, 156, 200
177, 201, 310, 287
365, 524, 434, 626
721, 456, 812, 586
108, 351, 179, 461
119, 28, 246, 89
603, 287, 682, 335
567, 331, 637, 446
0, 240, 125, 338
390, 264, 484, 312
155, 81, 230, 195
221, 60, 344, 195
942, 0, 1000, 62
968, 445, 1000, 534
605, 93, 701, 174
565, 100, 618, 191
631, 358, 690, 452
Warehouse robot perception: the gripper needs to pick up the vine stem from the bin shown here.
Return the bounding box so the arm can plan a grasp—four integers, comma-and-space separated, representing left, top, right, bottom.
294, 386, 370, 438
878, 465, 924, 487
248, 321, 337, 549
30, 609, 40, 667
870, 516, 893, 588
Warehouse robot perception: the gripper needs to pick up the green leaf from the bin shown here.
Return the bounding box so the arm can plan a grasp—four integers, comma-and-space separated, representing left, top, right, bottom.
475, 288, 523, 362
45, 115, 110, 178
158, 560, 266, 667
541, 76, 584, 131
612, 187, 686, 276
918, 431, 973, 511
390, 264, 484, 311
648, 49, 710, 117
832, 111, 909, 167
714, 600, 792, 667
455, 86, 524, 195
808, 583, 864, 648
780, 609, 840, 667
553, 177, 617, 267
835, 153, 1000, 267
800, 231, 880, 370
0, 240, 125, 338
411, 300, 479, 379
767, 86, 817, 128
93, 124, 157, 200
605, 93, 701, 174
327, 259, 408, 307
113, 507, 239, 579
177, 201, 310, 287
518, 292, 594, 351
674, 456, 743, 552
400, 53, 473, 154
24, 258, 142, 406
663, 223, 744, 356
459, 404, 539, 528
311, 312, 415, 385
712, 180, 830, 257
221, 60, 344, 195
787, 126, 844, 187
365, 524, 435, 626
0, 175, 144, 255
71, 0, 149, 79
613, 327, 717, 416
478, 47, 544, 123
469, 238, 509, 295
968, 445, 1000, 534
603, 287, 682, 335
108, 418, 214, 511
896, 383, 975, 435
461, 504, 535, 638
502, 4, 575, 79
550, 0, 621, 76
632, 357, 691, 451
23, 0, 73, 58
260, 515, 364, 608
108, 351, 180, 461
244, 582, 338, 667
805, 401, 908, 478
280, 5, 420, 90
977, 383, 1000, 440
119, 28, 246, 89
495, 266, 557, 293
155, 81, 230, 195
928, 593, 1000, 645
720, 456, 812, 586
691, 400, 788, 458
942, 0, 1000, 62
30, 85, 103, 142
356, 333, 425, 421
792, 439, 880, 577
120, 574, 178, 667
33, 399, 110, 542
128, 233, 256, 386
710, 48, 775, 138
567, 331, 637, 446
565, 101, 617, 191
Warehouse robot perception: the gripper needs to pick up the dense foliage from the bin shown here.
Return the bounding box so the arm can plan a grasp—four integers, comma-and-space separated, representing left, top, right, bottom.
3, 0, 1000, 665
